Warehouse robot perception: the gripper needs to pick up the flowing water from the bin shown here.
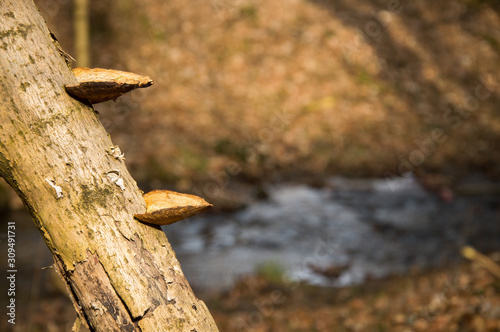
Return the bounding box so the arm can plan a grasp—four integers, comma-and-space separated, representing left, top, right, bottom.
167, 175, 500, 290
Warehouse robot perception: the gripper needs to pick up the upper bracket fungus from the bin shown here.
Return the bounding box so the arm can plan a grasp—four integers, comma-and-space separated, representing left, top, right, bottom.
65, 67, 153, 104
134, 190, 212, 226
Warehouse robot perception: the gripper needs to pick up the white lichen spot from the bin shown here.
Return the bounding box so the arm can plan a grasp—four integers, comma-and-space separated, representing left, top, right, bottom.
106, 170, 126, 191
108, 145, 125, 162
46, 178, 63, 199
90, 302, 106, 316
114, 177, 125, 191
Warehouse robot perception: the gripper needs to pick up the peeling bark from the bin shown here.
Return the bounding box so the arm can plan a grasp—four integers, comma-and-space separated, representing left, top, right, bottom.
0, 1, 218, 331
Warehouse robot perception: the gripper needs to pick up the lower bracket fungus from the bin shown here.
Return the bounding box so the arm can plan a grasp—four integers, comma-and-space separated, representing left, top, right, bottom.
65, 67, 153, 104
134, 190, 212, 226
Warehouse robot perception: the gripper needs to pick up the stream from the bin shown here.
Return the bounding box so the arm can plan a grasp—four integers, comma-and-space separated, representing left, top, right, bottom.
166, 174, 500, 291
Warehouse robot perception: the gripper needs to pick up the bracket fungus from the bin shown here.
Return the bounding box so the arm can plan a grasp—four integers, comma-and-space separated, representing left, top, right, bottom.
65, 67, 153, 104
134, 190, 212, 226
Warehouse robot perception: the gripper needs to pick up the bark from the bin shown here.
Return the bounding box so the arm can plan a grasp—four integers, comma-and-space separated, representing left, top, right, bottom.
0, 1, 219, 331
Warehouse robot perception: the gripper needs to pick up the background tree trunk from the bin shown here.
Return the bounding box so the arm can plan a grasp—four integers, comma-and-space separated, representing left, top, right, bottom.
0, 1, 218, 331
74, 0, 90, 67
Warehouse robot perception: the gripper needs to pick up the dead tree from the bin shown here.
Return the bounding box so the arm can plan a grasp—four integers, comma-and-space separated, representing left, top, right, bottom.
0, 1, 218, 331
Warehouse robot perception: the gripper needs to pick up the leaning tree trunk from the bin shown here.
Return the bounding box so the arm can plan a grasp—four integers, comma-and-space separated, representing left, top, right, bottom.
0, 1, 218, 331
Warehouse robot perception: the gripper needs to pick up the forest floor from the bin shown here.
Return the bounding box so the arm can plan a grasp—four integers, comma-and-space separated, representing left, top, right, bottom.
207, 256, 500, 332
5, 251, 500, 331
37, 0, 500, 196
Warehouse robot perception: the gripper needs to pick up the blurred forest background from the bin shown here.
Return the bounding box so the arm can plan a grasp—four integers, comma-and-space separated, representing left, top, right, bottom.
36, 0, 500, 200
2, 0, 500, 331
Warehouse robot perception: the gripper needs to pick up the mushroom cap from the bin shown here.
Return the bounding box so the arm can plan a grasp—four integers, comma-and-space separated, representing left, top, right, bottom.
134, 190, 212, 226
65, 67, 153, 104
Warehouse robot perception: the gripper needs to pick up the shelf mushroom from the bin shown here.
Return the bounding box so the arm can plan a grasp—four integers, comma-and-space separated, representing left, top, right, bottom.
65, 67, 153, 104
134, 190, 212, 226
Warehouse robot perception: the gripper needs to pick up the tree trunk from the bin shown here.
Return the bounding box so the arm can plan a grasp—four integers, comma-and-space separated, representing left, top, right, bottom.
0, 1, 219, 331
74, 0, 90, 67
